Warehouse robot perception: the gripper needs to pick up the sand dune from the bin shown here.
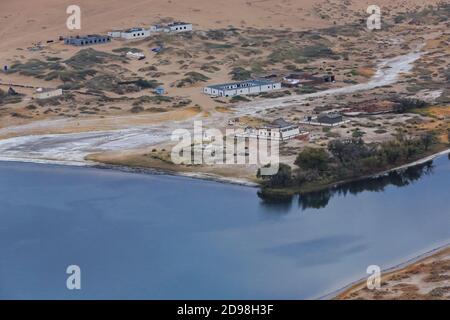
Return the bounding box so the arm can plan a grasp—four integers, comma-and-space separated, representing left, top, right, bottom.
0, 0, 441, 58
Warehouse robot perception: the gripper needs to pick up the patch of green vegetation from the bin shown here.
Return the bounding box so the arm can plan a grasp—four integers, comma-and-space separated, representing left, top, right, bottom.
45, 56, 62, 62
259, 90, 291, 99
229, 67, 251, 81
268, 44, 338, 64
65, 48, 125, 69
258, 132, 442, 193
200, 64, 221, 73
172, 99, 192, 108
204, 42, 233, 50
230, 95, 251, 103
132, 95, 173, 106
391, 98, 428, 113
134, 79, 160, 89
205, 30, 231, 41
130, 105, 144, 113
44, 69, 97, 82
8, 59, 59, 77
177, 72, 210, 87
0, 88, 23, 106
321, 24, 361, 37
86, 75, 120, 91
112, 47, 143, 53
295, 86, 321, 94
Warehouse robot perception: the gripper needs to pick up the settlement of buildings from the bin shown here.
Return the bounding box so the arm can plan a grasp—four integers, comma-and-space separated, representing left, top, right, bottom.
203, 79, 282, 97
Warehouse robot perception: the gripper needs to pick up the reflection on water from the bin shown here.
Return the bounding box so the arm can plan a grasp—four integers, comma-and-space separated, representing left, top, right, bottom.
259, 160, 435, 211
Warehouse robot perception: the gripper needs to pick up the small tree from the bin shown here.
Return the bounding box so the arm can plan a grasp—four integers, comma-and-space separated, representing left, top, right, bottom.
258, 163, 292, 187
269, 163, 293, 187
328, 138, 370, 164
420, 132, 437, 151
295, 147, 329, 172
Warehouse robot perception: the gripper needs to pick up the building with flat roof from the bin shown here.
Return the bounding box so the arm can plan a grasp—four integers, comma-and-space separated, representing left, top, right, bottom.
108, 30, 122, 38
108, 28, 151, 40
317, 113, 343, 124
300, 112, 348, 127
236, 118, 307, 141
203, 79, 281, 97
126, 51, 145, 60
64, 35, 111, 46
34, 88, 63, 100
167, 22, 193, 33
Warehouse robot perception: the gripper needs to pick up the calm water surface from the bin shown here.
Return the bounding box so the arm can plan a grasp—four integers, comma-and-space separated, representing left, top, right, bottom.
0, 155, 449, 299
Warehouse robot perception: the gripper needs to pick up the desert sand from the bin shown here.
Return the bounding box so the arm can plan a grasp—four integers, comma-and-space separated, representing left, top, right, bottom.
0, 0, 449, 301
336, 245, 450, 300
0, 0, 441, 57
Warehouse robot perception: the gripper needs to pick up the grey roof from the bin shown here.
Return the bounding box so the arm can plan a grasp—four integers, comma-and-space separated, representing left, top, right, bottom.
266, 118, 295, 129
123, 28, 146, 33
37, 88, 60, 93
68, 34, 109, 41
207, 79, 279, 91
318, 113, 342, 119
168, 22, 191, 26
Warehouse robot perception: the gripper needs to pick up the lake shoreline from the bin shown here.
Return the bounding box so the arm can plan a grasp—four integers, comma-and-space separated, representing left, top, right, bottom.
330, 242, 450, 300
258, 146, 450, 198
0, 147, 448, 189
0, 144, 450, 299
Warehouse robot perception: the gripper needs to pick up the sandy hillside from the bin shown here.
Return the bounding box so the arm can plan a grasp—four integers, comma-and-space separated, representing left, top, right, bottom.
337, 247, 450, 300
0, 0, 441, 57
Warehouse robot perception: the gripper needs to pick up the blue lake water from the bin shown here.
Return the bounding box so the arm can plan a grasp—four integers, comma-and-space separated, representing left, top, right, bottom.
0, 155, 449, 299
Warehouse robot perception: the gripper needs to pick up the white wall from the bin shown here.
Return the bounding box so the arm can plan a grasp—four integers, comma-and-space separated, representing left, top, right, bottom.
169, 24, 193, 32
203, 82, 281, 97
121, 29, 151, 40
108, 31, 122, 38
35, 89, 63, 100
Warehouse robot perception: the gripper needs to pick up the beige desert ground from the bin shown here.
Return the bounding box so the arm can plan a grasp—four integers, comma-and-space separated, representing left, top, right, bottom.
336, 246, 450, 300
0, 0, 440, 52
0, 0, 448, 183
0, 0, 449, 299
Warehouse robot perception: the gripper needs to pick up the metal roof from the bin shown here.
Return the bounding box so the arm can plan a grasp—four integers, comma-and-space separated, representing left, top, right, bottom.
206, 79, 279, 91
319, 113, 342, 119
265, 118, 296, 129
123, 28, 146, 33
168, 22, 191, 26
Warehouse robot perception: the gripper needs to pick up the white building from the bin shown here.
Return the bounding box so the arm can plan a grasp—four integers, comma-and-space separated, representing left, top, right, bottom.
34, 88, 63, 100
126, 51, 145, 60
107, 30, 122, 38
150, 25, 165, 32
167, 22, 193, 33
108, 28, 151, 40
203, 79, 282, 97
236, 118, 307, 141
120, 28, 151, 40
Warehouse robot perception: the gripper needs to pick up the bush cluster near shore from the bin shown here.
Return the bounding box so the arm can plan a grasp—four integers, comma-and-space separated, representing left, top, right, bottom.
258, 130, 445, 194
